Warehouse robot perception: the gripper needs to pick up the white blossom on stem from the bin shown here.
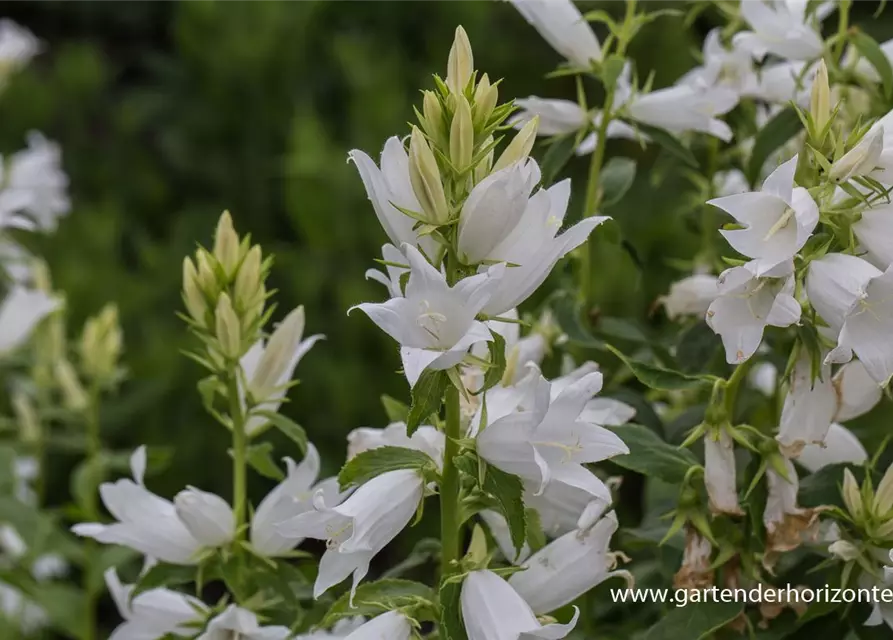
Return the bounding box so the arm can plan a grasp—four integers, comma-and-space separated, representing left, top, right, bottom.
508, 0, 601, 69
797, 423, 868, 473
734, 0, 829, 62
678, 28, 755, 98
0, 286, 60, 354
626, 85, 737, 141
836, 265, 893, 385
704, 427, 743, 516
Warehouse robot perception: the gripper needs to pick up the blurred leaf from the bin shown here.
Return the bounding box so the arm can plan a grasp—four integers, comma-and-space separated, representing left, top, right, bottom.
747, 108, 802, 185
132, 562, 197, 599
407, 369, 448, 436
243, 442, 285, 481
256, 410, 308, 454
642, 601, 743, 639
540, 135, 577, 187
551, 292, 605, 349
612, 423, 699, 483
636, 123, 699, 168
381, 394, 410, 423
675, 322, 720, 373
600, 157, 636, 206
851, 29, 893, 99
606, 344, 718, 390
480, 330, 507, 393
322, 578, 437, 627
799, 462, 871, 509
338, 446, 436, 490
71, 455, 106, 519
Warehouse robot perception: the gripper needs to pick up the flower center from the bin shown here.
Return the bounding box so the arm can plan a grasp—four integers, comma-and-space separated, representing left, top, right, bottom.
416, 300, 447, 341
763, 206, 795, 241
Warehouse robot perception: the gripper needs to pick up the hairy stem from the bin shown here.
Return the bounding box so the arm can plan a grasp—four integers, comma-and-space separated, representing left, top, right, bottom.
227, 370, 248, 541
440, 383, 462, 579
82, 387, 102, 640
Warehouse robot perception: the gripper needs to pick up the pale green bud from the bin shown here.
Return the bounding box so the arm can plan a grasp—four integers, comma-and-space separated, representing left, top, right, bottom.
450, 94, 474, 171
810, 59, 831, 136
31, 260, 53, 293
472, 73, 498, 129
828, 540, 859, 561
80, 304, 123, 384
215, 293, 242, 360
11, 390, 40, 445
842, 468, 863, 520
447, 26, 474, 95
875, 518, 893, 539
195, 250, 220, 301
474, 135, 494, 185
250, 305, 305, 399
54, 359, 88, 412
182, 257, 207, 325
213, 211, 241, 279
492, 116, 538, 172
409, 127, 449, 223
422, 90, 446, 147
234, 246, 266, 332
874, 462, 893, 517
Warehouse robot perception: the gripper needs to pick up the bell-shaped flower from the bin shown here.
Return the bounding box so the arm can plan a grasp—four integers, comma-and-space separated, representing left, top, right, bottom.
797, 423, 868, 473
480, 509, 532, 564
458, 159, 541, 264
0, 20, 39, 78
352, 244, 503, 386
365, 243, 408, 299
0, 133, 70, 232
250, 443, 347, 557
346, 422, 445, 468
0, 286, 60, 354
854, 202, 893, 269
660, 274, 718, 321
340, 611, 412, 640
106, 568, 209, 640
510, 98, 637, 156
173, 487, 235, 548
348, 136, 436, 255
476, 180, 608, 315
776, 354, 836, 456
673, 528, 714, 590
547, 362, 636, 427
706, 260, 801, 364
741, 61, 814, 106
239, 305, 323, 436
734, 0, 828, 61
710, 156, 818, 275
72, 447, 208, 564
277, 467, 426, 600
508, 0, 601, 69
679, 29, 755, 98
461, 569, 579, 640
704, 426, 743, 516
764, 459, 819, 557
509, 509, 629, 614
476, 368, 628, 498
833, 360, 882, 422
837, 265, 893, 385
806, 253, 881, 336
197, 605, 291, 640
626, 85, 737, 141
829, 124, 893, 184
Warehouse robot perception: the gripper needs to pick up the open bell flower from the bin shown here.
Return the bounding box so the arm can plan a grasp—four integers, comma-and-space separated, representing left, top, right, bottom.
854, 202, 893, 270
476, 366, 628, 498
704, 426, 743, 516
834, 360, 883, 422
706, 260, 800, 364
239, 305, 323, 436
106, 568, 209, 640
836, 265, 893, 385
351, 244, 504, 386
0, 286, 60, 354
173, 487, 235, 548
710, 156, 818, 275
627, 85, 738, 141
461, 569, 579, 640
547, 362, 636, 427
741, 61, 814, 106
806, 253, 881, 337
734, 0, 829, 62
525, 482, 608, 538
776, 355, 835, 457
508, 0, 600, 69
509, 508, 630, 614
197, 605, 290, 640
798, 423, 868, 473
340, 611, 413, 640
365, 243, 408, 299
678, 28, 755, 98
276, 467, 426, 601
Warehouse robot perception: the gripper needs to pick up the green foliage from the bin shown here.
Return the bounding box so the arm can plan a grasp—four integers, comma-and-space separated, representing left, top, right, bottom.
407, 369, 449, 435
321, 578, 437, 626
338, 445, 437, 489
612, 423, 699, 484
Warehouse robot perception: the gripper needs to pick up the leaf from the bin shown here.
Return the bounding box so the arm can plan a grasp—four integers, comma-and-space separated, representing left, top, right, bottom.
550, 291, 605, 349
635, 123, 699, 168
131, 562, 197, 599
540, 135, 577, 187
600, 156, 636, 206
255, 410, 307, 453
338, 446, 437, 490
71, 454, 107, 519
439, 579, 468, 640
381, 394, 410, 423
799, 463, 870, 509
482, 466, 527, 557
606, 344, 717, 390
407, 368, 448, 436
675, 322, 721, 374
851, 29, 893, 99
0, 445, 18, 494
746, 108, 802, 185
612, 424, 699, 484
480, 330, 507, 392
642, 601, 744, 640
243, 442, 285, 481
322, 579, 436, 627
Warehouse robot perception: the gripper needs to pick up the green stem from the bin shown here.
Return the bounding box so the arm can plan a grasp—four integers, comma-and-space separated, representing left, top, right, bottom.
82, 387, 102, 640
833, 0, 851, 62
226, 371, 248, 540
722, 360, 753, 422
440, 383, 462, 578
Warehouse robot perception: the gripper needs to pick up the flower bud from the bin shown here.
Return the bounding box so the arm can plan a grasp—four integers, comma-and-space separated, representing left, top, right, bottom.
447, 26, 474, 95
842, 468, 863, 520
829, 125, 884, 183
195, 250, 220, 301
473, 73, 498, 129
492, 116, 538, 172
11, 390, 40, 445
422, 90, 447, 147
80, 304, 123, 384
174, 487, 234, 547
450, 94, 474, 171
474, 135, 494, 185
54, 359, 88, 412
213, 211, 241, 279
810, 59, 831, 136
875, 462, 893, 517
408, 127, 449, 223
182, 257, 208, 324
250, 305, 306, 400
233, 246, 263, 316
215, 293, 242, 360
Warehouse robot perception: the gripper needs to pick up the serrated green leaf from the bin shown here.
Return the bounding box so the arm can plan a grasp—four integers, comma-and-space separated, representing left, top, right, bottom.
747, 108, 802, 185
381, 394, 410, 423
642, 601, 743, 639
851, 30, 893, 99
407, 368, 448, 436
338, 446, 436, 490
322, 578, 437, 627
480, 330, 506, 393
612, 424, 699, 483
481, 466, 526, 558
255, 410, 307, 453
606, 344, 717, 390
439, 579, 468, 640
242, 442, 284, 481
600, 156, 636, 207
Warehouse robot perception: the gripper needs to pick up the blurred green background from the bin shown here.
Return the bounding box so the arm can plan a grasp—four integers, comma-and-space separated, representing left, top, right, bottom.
2, 1, 892, 635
